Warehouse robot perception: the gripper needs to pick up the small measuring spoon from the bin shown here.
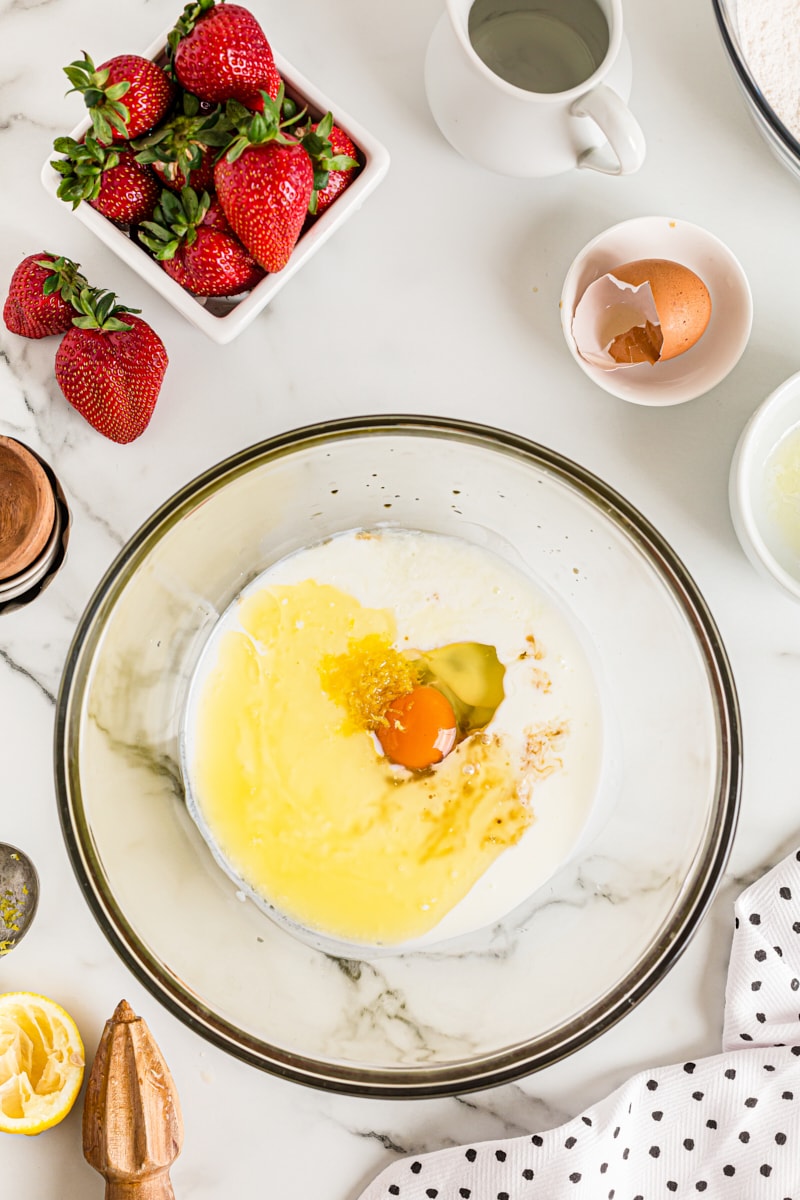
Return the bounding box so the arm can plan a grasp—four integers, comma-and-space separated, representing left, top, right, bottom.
0, 843, 39, 956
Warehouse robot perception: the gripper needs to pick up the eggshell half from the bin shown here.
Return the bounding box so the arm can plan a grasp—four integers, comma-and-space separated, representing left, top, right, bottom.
610, 259, 712, 361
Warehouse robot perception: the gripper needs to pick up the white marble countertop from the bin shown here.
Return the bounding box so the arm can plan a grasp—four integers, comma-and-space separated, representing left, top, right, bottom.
3, 0, 800, 1194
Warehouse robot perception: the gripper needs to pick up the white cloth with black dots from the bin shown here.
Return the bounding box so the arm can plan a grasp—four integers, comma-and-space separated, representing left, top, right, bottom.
357, 848, 800, 1199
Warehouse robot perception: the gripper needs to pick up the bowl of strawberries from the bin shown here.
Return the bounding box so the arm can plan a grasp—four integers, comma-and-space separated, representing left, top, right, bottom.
41, 0, 390, 344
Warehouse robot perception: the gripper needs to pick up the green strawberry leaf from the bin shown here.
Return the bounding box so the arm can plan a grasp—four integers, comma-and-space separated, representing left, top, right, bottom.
69, 286, 139, 331
315, 112, 333, 140
221, 85, 304, 158
182, 92, 201, 118
99, 316, 137, 332
223, 135, 251, 164
324, 154, 359, 171
138, 185, 209, 257
103, 108, 131, 140
52, 135, 78, 155
138, 228, 181, 260
302, 131, 327, 159
96, 291, 117, 325
168, 0, 217, 61
312, 167, 330, 192
81, 87, 107, 108
105, 82, 131, 102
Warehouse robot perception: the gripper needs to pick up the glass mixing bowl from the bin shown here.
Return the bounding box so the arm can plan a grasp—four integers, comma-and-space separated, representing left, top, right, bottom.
55, 417, 740, 1096
712, 0, 800, 181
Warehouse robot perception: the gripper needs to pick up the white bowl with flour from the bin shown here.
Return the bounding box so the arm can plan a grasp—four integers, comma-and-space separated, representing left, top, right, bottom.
712, 0, 800, 179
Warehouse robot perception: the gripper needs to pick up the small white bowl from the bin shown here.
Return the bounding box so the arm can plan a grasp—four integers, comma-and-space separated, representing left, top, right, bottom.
729, 370, 800, 602
41, 29, 390, 345
560, 215, 753, 405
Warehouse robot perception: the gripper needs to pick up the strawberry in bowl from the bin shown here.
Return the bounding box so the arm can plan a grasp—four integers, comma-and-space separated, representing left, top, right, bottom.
41, 1, 389, 343
51, 135, 160, 225
214, 87, 358, 272
132, 92, 232, 192
64, 52, 176, 143
168, 0, 281, 107
138, 186, 264, 296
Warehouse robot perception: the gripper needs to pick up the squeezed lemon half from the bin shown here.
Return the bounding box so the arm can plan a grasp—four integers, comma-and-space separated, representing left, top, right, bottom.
0, 992, 85, 1135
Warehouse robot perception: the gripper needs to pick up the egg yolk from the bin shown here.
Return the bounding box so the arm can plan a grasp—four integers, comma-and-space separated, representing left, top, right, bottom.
377, 686, 458, 770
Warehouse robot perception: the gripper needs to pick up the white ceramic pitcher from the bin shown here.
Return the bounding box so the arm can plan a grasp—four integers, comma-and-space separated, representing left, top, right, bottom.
424, 0, 646, 177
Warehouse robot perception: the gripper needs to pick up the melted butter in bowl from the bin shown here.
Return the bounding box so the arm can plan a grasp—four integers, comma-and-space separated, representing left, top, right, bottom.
181, 528, 606, 955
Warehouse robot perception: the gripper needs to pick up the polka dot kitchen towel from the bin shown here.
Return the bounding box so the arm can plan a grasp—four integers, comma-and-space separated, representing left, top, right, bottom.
357, 848, 800, 1199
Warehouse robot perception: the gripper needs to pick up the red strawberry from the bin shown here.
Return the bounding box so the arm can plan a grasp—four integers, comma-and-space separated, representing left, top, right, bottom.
3, 253, 88, 339
63, 53, 175, 143
90, 156, 161, 224
215, 141, 311, 272
201, 195, 231, 229
167, 226, 262, 295
213, 88, 314, 271
51, 135, 160, 225
133, 92, 232, 192
54, 290, 168, 444
304, 118, 360, 214
169, 1, 281, 105
138, 186, 263, 296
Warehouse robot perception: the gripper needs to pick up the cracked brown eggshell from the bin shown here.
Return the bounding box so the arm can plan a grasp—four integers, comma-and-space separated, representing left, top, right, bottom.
610, 258, 712, 362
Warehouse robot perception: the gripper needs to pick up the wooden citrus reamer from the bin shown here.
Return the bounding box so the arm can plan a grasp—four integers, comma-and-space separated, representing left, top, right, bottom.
83, 1000, 184, 1200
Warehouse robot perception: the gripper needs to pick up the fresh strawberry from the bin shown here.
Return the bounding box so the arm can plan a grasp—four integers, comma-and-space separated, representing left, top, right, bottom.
54, 288, 168, 444
215, 141, 312, 272
201, 195, 231, 229
153, 146, 215, 193
51, 135, 160, 225
63, 53, 175, 143
302, 115, 360, 214
168, 0, 281, 105
138, 186, 263, 296
3, 253, 89, 339
133, 92, 232, 192
214, 88, 314, 272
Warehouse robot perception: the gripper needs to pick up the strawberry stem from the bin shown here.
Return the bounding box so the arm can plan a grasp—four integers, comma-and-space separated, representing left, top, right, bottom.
35, 255, 90, 306
51, 135, 120, 208
132, 93, 232, 181
69, 286, 140, 333
300, 116, 359, 215
167, 0, 217, 64
138, 186, 211, 260
63, 52, 132, 143
222, 83, 306, 163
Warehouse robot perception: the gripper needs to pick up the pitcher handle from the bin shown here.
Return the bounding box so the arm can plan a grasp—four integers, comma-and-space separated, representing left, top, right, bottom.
571, 84, 646, 176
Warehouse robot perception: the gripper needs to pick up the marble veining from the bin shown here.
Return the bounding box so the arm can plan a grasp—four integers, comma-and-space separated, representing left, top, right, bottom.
0, 645, 56, 703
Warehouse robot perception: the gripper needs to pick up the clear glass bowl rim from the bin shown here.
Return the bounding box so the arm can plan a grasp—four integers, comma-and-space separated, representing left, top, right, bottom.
711, 0, 800, 163
54, 414, 742, 1097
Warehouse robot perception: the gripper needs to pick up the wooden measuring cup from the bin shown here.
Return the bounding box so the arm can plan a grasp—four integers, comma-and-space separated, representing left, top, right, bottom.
0, 436, 56, 582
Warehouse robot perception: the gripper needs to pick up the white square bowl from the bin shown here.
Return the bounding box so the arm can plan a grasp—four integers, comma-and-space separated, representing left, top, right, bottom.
41, 28, 390, 345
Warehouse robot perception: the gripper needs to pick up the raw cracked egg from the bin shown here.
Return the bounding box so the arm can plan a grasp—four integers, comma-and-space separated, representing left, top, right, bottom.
572, 258, 712, 369
182, 528, 605, 952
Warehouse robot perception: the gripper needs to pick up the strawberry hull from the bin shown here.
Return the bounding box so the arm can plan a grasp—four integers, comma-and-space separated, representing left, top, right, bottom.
42, 26, 390, 345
